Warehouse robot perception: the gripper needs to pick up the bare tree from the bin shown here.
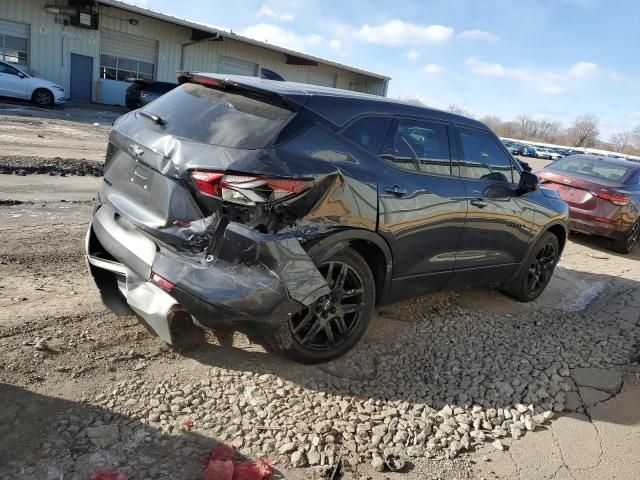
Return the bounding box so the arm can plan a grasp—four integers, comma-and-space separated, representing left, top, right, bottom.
537, 120, 563, 143
448, 104, 472, 117
632, 125, 640, 147
566, 114, 600, 147
609, 131, 633, 153
479, 115, 502, 133
515, 114, 536, 139
397, 96, 426, 106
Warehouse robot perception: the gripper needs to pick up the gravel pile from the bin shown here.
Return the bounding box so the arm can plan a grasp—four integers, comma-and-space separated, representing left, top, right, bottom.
0, 155, 103, 176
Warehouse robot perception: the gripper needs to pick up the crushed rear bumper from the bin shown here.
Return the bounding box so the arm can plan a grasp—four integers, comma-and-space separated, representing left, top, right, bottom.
86, 203, 330, 344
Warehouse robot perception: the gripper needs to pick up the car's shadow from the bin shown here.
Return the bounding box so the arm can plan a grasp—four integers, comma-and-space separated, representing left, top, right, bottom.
0, 383, 287, 480
568, 231, 640, 262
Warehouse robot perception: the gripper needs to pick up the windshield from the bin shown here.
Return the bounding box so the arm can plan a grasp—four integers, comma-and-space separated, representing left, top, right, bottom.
549, 156, 634, 182
139, 82, 295, 149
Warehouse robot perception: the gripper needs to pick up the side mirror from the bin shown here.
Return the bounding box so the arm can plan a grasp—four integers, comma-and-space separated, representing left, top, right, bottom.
519, 171, 539, 192
17, 72, 25, 78
518, 160, 532, 172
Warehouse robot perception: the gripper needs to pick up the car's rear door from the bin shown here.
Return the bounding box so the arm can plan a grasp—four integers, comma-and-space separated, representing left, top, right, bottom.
375, 116, 468, 302
447, 125, 535, 288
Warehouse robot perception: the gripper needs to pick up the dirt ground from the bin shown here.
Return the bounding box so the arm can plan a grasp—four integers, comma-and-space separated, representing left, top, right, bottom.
0, 103, 638, 480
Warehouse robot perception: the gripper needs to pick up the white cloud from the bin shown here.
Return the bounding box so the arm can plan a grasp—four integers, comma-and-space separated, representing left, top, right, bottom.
457, 30, 499, 43
627, 112, 640, 120
356, 20, 454, 46
465, 56, 506, 77
569, 61, 599, 77
241, 24, 322, 52
406, 49, 419, 61
423, 63, 446, 74
539, 85, 566, 96
257, 4, 295, 22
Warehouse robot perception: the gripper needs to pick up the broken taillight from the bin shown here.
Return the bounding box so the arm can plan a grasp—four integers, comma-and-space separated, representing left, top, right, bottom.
592, 190, 630, 206
190, 170, 311, 206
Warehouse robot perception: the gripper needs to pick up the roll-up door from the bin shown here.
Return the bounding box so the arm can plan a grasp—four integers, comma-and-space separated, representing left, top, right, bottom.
307, 70, 336, 88
99, 29, 158, 105
0, 19, 29, 66
218, 56, 258, 76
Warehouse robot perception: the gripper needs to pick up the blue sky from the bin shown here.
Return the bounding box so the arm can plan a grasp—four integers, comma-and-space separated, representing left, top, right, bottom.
126, 0, 640, 138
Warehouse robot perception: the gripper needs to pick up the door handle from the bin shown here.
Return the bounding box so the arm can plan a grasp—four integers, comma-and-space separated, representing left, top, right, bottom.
383, 185, 407, 196
470, 198, 488, 208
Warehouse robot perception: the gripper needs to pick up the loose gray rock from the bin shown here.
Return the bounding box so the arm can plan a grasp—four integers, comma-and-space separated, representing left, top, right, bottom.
290, 450, 307, 468
85, 424, 119, 448
371, 453, 385, 472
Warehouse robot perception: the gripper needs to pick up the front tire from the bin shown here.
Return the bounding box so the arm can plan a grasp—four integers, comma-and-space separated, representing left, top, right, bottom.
268, 248, 375, 364
502, 231, 559, 302
32, 89, 54, 107
611, 220, 639, 254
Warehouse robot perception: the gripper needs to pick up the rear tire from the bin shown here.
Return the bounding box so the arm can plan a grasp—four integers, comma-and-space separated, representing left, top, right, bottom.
611, 220, 640, 254
502, 231, 559, 302
32, 88, 54, 107
267, 248, 375, 364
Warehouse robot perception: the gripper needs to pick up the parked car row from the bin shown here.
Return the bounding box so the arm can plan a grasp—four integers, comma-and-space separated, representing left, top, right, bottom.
502, 139, 582, 160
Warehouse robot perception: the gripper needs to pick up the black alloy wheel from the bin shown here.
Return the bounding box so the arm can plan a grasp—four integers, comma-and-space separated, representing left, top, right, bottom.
289, 260, 365, 352
502, 231, 559, 302
526, 242, 557, 297
612, 220, 640, 254
33, 89, 54, 106
269, 248, 375, 363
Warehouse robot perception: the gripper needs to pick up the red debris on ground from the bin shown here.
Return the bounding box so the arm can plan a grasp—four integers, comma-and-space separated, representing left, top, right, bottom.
202, 444, 274, 480
182, 418, 195, 431
90, 470, 130, 480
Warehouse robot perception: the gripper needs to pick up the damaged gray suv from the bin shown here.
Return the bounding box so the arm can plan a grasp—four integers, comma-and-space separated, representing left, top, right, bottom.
86, 73, 569, 363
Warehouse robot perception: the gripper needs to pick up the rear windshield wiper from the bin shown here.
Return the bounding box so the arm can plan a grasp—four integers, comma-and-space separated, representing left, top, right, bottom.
139, 111, 166, 126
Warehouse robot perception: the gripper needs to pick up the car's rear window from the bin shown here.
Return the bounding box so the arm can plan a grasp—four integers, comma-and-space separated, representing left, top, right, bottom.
139, 83, 295, 149
549, 156, 634, 182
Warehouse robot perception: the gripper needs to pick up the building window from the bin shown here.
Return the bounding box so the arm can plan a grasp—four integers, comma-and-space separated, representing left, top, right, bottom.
0, 34, 28, 66
100, 54, 154, 81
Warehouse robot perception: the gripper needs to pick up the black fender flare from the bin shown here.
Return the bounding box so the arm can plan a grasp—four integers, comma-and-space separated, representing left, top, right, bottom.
507, 220, 568, 282
304, 229, 394, 304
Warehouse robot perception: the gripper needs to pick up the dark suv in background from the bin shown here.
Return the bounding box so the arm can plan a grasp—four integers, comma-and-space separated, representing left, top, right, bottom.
86, 74, 569, 363
125, 80, 177, 109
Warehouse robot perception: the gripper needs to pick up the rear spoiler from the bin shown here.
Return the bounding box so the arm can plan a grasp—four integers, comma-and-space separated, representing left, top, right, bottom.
176, 71, 309, 111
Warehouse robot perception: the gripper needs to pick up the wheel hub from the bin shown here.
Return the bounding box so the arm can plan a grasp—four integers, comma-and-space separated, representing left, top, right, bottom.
288, 260, 365, 352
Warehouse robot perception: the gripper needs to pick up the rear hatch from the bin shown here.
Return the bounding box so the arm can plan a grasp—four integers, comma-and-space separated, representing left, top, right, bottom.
101, 76, 310, 251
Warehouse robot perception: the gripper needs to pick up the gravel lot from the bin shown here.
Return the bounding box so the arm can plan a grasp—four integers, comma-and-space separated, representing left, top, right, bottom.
0, 104, 638, 480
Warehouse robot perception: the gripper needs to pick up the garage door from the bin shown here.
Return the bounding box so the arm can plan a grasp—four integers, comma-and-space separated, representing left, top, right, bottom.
0, 19, 29, 66
99, 29, 158, 105
218, 56, 257, 76
307, 70, 336, 88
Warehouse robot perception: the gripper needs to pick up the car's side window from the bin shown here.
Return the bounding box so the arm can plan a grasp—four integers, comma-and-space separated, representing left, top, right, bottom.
379, 118, 451, 175
457, 127, 517, 183
342, 116, 392, 154
0, 63, 19, 75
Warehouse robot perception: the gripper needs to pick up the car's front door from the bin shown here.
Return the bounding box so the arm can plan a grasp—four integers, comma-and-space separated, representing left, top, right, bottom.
447, 126, 535, 288
0, 62, 28, 98
376, 117, 468, 302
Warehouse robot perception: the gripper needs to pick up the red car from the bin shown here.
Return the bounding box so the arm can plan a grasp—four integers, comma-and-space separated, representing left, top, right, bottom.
537, 154, 640, 253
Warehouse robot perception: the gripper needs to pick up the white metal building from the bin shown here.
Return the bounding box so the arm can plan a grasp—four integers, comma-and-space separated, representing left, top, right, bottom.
0, 0, 390, 105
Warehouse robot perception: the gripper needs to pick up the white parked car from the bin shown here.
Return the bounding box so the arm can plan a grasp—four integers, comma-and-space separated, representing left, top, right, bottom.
0, 61, 65, 106
536, 148, 561, 160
